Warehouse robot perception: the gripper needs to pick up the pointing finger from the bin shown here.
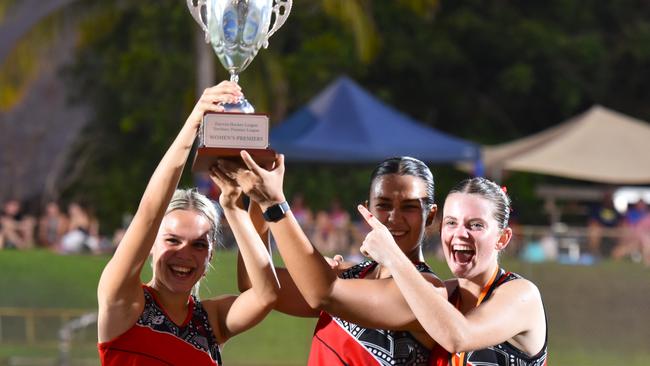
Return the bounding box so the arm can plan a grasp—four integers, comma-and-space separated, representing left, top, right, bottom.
357, 204, 382, 229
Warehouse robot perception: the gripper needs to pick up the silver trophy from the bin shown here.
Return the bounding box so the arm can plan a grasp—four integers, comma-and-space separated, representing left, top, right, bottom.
187, 0, 290, 171
187, 0, 292, 113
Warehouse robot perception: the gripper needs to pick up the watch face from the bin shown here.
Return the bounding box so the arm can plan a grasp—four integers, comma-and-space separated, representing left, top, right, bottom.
264, 202, 289, 222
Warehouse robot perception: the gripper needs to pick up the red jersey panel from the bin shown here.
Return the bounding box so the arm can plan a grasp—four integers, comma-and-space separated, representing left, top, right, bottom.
308, 260, 435, 366
98, 286, 221, 366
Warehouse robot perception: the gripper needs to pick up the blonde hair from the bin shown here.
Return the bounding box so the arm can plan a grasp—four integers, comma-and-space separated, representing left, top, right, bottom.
166, 188, 221, 248
164, 188, 221, 296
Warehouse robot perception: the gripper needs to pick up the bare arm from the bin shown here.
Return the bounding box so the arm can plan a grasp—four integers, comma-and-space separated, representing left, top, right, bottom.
268, 211, 441, 330
233, 152, 443, 332
204, 165, 281, 342
96, 83, 241, 342
358, 205, 546, 354
236, 200, 320, 317
236, 200, 269, 294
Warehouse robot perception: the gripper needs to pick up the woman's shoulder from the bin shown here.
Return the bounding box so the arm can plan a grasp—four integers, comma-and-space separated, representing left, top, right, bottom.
498, 270, 537, 288
493, 273, 543, 304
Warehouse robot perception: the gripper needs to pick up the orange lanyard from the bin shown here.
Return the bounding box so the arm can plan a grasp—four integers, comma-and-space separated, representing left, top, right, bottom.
450, 267, 500, 366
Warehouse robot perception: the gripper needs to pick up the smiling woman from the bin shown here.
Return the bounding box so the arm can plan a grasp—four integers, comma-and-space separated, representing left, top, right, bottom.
96, 81, 280, 366
359, 177, 548, 366
150, 191, 217, 297
229, 154, 446, 365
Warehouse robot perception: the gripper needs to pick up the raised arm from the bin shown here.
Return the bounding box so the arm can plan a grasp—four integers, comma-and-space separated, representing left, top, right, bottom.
358, 205, 545, 354
200, 163, 281, 342
236, 200, 320, 317
235, 200, 267, 293
97, 83, 241, 342
232, 152, 443, 332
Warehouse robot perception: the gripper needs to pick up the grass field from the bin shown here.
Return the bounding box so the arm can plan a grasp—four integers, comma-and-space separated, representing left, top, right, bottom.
1, 250, 649, 365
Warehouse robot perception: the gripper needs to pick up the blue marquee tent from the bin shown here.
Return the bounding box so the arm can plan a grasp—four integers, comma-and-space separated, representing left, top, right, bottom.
270, 76, 481, 166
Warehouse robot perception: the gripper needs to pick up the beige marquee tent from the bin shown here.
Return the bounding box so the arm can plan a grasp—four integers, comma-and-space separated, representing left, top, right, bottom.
479, 105, 650, 184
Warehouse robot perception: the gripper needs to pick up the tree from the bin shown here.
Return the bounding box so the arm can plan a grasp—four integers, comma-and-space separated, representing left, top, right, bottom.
62, 0, 416, 228
0, 0, 109, 204
62, 0, 650, 229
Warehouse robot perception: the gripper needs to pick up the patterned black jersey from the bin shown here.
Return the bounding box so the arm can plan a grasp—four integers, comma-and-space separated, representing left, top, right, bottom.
308, 260, 436, 366
447, 269, 548, 366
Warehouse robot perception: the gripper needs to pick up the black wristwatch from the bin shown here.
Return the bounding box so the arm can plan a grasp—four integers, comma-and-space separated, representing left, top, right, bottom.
262, 201, 290, 222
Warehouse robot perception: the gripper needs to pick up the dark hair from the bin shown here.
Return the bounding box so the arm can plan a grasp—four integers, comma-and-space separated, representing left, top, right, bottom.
370, 156, 435, 208
448, 177, 511, 229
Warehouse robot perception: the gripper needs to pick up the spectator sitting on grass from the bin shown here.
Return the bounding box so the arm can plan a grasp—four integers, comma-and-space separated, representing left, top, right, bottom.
612, 200, 650, 264
635, 212, 650, 266
587, 191, 622, 257
38, 201, 69, 249
0, 199, 36, 249
59, 202, 100, 254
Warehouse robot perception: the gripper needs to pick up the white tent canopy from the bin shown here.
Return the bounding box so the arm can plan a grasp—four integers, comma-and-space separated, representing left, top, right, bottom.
482, 105, 650, 184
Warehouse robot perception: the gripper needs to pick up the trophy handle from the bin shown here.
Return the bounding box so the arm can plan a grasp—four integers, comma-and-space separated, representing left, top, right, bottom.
263, 0, 293, 48
186, 0, 210, 42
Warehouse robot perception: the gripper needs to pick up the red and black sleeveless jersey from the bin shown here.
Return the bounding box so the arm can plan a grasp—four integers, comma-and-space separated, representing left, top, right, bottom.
98, 286, 221, 366
308, 260, 435, 366
445, 269, 548, 366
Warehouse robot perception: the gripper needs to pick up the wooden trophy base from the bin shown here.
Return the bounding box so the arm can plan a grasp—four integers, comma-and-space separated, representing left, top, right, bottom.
191, 147, 277, 172
191, 112, 275, 172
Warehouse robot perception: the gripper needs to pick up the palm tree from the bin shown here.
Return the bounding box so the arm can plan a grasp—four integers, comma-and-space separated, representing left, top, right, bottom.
0, 0, 106, 202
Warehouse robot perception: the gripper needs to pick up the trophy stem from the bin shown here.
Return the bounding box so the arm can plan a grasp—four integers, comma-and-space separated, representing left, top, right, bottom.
223, 71, 254, 113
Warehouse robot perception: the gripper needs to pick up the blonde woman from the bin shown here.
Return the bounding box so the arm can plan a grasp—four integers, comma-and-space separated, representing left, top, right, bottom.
97, 82, 279, 365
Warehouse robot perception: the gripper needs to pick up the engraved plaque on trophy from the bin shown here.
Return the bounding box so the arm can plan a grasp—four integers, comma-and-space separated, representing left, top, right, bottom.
192, 112, 276, 171
187, 0, 292, 171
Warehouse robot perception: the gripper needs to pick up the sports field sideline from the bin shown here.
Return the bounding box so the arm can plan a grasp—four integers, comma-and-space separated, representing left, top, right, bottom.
0, 250, 648, 365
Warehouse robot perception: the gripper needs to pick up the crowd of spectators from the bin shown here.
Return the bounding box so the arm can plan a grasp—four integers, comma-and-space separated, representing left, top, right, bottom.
194, 172, 395, 258
0, 199, 111, 254
0, 192, 374, 259
4, 188, 648, 266
210, 192, 380, 260
610, 200, 650, 265
588, 195, 650, 265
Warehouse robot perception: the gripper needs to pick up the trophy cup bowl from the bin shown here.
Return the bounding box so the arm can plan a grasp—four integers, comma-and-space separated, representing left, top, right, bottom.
186, 0, 292, 171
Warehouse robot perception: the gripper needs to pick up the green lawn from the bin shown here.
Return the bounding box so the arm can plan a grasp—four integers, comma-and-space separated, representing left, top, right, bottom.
1, 250, 649, 365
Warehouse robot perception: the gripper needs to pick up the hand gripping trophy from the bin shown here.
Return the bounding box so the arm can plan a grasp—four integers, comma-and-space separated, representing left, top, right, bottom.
187, 0, 292, 171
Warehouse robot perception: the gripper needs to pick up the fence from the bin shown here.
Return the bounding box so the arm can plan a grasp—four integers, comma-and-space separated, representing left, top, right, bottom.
516, 225, 629, 263
0, 307, 95, 344
0, 308, 98, 366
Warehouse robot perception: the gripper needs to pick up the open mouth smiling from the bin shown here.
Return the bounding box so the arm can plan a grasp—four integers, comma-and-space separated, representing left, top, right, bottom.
169, 265, 195, 278
451, 244, 476, 264
389, 230, 407, 238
